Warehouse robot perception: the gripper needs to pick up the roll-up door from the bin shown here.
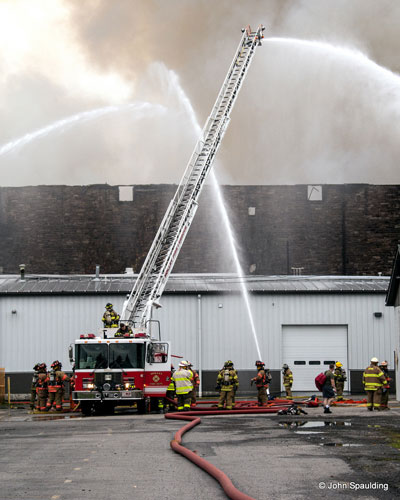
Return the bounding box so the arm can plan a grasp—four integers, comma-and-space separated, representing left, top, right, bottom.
282, 325, 348, 391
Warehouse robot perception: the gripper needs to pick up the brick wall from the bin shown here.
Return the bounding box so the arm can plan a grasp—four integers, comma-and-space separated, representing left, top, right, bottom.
0, 184, 399, 275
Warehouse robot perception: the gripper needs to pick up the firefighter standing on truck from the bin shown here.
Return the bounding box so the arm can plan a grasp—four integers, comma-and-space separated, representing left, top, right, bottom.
379, 361, 392, 410
251, 361, 269, 406
282, 364, 293, 398
102, 303, 120, 328
171, 361, 193, 411
46, 361, 70, 412
115, 322, 133, 337
35, 363, 49, 412
216, 360, 239, 410
334, 362, 347, 401
30, 363, 41, 411
363, 357, 386, 411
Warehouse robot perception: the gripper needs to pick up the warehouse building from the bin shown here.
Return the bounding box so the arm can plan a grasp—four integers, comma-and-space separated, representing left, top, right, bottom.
1, 273, 396, 398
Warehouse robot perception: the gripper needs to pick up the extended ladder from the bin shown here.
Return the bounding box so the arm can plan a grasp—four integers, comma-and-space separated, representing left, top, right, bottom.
122, 25, 265, 327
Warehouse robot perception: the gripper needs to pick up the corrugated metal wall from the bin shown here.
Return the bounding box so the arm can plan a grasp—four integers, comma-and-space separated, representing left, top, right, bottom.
0, 292, 395, 373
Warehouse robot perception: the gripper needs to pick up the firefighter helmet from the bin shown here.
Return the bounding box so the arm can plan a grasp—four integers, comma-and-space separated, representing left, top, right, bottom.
33, 363, 41, 371
379, 360, 388, 367
282, 363, 289, 370
106, 303, 113, 310
224, 360, 233, 367
335, 362, 342, 367
255, 360, 265, 367
38, 363, 47, 371
370, 357, 379, 363
51, 360, 62, 370
179, 360, 188, 367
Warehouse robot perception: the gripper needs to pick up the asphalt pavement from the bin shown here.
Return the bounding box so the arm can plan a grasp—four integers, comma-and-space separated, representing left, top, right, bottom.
0, 403, 399, 500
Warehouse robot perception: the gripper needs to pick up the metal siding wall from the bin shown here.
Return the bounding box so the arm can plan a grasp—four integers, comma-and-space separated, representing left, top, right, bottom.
0, 295, 125, 371
153, 295, 198, 367
0, 291, 396, 374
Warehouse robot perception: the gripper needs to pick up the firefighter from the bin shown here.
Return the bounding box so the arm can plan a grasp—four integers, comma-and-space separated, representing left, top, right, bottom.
334, 361, 347, 401
363, 357, 386, 411
251, 361, 269, 406
30, 363, 41, 411
282, 364, 293, 399
102, 303, 120, 328
171, 361, 193, 411
379, 361, 392, 410
115, 322, 133, 337
46, 361, 70, 412
187, 361, 200, 408
165, 364, 176, 412
216, 360, 239, 410
35, 363, 49, 412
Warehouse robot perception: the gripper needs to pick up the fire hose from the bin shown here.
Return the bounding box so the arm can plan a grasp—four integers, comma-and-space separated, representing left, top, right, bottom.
165, 406, 280, 500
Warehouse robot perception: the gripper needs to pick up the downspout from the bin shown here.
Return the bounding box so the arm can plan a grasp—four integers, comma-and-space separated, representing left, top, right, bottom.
197, 294, 202, 397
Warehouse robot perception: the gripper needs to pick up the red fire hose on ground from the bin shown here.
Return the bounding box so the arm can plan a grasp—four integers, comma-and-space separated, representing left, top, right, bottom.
165, 405, 281, 500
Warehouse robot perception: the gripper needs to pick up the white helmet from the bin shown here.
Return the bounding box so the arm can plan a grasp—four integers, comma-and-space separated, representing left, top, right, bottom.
179, 360, 188, 367
370, 357, 379, 363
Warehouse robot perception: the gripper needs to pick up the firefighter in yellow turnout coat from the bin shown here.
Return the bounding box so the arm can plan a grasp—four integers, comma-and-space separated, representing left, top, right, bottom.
171, 361, 193, 411
363, 357, 386, 411
216, 360, 239, 410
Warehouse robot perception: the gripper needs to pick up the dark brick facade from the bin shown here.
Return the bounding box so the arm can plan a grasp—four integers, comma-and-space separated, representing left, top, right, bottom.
0, 184, 399, 275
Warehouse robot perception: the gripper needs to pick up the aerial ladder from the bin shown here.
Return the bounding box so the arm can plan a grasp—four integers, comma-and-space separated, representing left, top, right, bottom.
121, 25, 265, 329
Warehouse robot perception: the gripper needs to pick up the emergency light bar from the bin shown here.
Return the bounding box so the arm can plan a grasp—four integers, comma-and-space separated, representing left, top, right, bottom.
80, 333, 96, 339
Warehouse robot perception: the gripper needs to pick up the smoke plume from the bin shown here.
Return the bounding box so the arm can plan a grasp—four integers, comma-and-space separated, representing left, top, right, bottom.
1, 0, 400, 186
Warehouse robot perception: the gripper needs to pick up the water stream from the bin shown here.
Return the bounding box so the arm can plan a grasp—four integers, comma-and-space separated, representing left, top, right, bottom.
0, 101, 166, 157
169, 70, 262, 360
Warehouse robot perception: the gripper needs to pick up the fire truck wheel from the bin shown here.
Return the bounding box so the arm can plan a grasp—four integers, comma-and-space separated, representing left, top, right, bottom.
80, 402, 92, 417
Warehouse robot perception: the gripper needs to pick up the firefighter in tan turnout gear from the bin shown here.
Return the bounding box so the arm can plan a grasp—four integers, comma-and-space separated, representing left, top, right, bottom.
379, 361, 392, 410
46, 360, 70, 411
251, 361, 270, 405
171, 361, 193, 411
334, 362, 347, 401
363, 357, 386, 411
35, 363, 49, 411
282, 364, 293, 398
30, 363, 41, 411
187, 361, 200, 408
102, 303, 120, 328
216, 360, 239, 410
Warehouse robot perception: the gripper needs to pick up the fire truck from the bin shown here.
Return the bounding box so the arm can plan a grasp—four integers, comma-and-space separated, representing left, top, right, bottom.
69, 25, 265, 415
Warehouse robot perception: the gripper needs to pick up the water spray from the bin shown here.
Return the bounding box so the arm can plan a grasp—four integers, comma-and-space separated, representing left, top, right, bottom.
169, 68, 262, 360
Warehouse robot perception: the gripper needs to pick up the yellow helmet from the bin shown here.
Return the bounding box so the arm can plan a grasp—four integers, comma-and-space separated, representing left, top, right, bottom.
335, 362, 342, 367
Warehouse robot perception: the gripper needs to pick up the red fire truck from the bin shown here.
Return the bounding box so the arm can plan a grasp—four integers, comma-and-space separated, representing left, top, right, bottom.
69, 25, 264, 415
70, 326, 170, 415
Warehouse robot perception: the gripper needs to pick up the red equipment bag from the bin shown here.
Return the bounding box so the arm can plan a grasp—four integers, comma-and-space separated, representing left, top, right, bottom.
315, 372, 327, 391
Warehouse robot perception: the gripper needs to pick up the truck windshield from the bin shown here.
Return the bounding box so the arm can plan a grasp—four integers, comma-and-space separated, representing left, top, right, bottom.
76, 344, 108, 369
109, 343, 145, 369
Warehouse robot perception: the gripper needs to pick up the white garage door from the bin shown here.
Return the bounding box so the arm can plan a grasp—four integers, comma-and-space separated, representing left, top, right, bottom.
282, 325, 348, 392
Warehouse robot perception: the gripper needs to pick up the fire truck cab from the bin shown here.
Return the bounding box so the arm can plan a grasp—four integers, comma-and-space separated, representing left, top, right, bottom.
70, 326, 171, 416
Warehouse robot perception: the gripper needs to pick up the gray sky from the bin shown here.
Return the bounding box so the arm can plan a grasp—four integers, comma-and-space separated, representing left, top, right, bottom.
1, 0, 400, 186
